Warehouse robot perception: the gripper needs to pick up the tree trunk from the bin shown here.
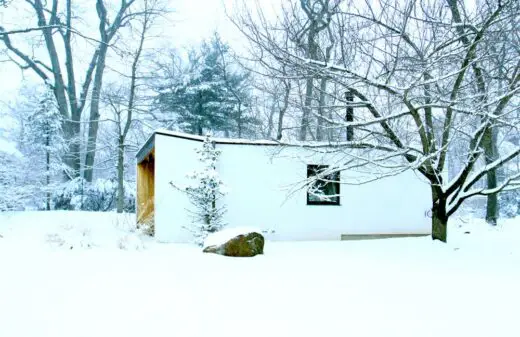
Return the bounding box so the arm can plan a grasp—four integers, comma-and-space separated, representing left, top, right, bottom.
46, 135, 51, 211
484, 128, 499, 225
63, 0, 82, 179
266, 99, 276, 139
299, 27, 317, 141
276, 107, 285, 141
300, 78, 313, 141
431, 188, 448, 242
83, 45, 108, 182
277, 81, 291, 141
316, 77, 327, 141
432, 208, 448, 243
116, 136, 125, 213
33, 0, 75, 179
62, 119, 81, 179
345, 91, 354, 141
237, 103, 242, 138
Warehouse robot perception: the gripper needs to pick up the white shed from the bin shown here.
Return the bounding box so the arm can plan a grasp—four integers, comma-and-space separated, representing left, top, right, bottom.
136, 129, 432, 243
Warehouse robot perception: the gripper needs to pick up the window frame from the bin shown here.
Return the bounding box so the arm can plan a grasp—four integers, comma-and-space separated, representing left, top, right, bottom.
306, 164, 341, 206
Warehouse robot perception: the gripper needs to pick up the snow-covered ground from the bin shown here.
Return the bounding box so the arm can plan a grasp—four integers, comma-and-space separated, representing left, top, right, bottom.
1, 211, 519, 337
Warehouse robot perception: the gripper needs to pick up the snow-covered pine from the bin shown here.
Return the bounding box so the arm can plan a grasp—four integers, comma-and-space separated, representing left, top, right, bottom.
154, 34, 257, 137
0, 86, 68, 211
21, 87, 68, 210
176, 134, 227, 246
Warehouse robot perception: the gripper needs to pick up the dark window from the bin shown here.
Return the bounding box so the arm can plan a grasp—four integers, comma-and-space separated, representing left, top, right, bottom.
307, 165, 340, 205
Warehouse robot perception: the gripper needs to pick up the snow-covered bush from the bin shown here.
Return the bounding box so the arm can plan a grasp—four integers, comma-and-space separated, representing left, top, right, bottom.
53, 177, 135, 212
0, 138, 27, 211
45, 224, 93, 250
118, 233, 145, 250
52, 177, 84, 210
499, 190, 520, 218
172, 134, 227, 246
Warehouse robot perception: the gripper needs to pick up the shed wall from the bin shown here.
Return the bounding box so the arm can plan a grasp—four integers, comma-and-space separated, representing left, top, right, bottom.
154, 134, 431, 243
217, 144, 431, 241
154, 135, 202, 242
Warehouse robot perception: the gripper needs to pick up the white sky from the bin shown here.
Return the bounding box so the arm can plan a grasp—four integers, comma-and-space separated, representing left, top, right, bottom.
171, 0, 241, 47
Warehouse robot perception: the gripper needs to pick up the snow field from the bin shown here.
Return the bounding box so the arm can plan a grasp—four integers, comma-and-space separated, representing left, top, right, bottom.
0, 211, 519, 337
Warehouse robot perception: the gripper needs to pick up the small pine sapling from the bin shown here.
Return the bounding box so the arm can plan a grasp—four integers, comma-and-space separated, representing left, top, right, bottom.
171, 134, 227, 245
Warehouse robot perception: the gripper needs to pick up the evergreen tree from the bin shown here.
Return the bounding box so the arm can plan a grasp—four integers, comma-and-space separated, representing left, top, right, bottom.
156, 34, 257, 137
23, 88, 68, 210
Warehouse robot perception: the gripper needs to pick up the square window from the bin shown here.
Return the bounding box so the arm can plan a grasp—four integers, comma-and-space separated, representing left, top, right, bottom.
307, 165, 340, 205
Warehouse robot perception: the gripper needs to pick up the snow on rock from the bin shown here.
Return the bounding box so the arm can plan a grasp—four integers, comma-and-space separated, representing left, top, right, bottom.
203, 226, 264, 248
203, 232, 265, 257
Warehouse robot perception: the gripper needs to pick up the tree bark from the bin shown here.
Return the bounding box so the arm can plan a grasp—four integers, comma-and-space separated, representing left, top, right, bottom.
299, 26, 317, 141
345, 90, 354, 141
300, 78, 314, 140
237, 103, 242, 138
83, 44, 107, 182
63, 0, 82, 178
484, 128, 499, 225
316, 24, 334, 142
46, 135, 51, 211
116, 136, 125, 213
83, 0, 110, 182
266, 99, 276, 139
431, 188, 448, 242
277, 81, 291, 140
316, 77, 327, 141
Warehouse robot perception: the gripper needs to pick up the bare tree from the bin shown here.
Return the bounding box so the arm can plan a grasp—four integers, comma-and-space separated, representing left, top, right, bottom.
253, 71, 292, 141
83, 0, 142, 182
232, 0, 520, 242
291, 0, 339, 140
211, 32, 258, 138
445, 0, 501, 225
103, 0, 160, 212
230, 0, 340, 141
0, 0, 141, 180
277, 76, 292, 141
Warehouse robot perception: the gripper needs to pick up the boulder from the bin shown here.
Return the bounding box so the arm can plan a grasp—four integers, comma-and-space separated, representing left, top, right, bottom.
203, 232, 264, 257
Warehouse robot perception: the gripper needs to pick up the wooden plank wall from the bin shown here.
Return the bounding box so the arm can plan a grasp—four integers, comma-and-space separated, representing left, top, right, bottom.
137, 151, 155, 224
